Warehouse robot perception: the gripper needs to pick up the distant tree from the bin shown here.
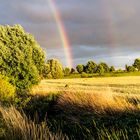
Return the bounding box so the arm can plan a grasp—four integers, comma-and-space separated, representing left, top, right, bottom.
0, 24, 45, 90
133, 58, 140, 71
116, 69, 124, 73
85, 61, 97, 73
64, 67, 71, 76
81, 72, 88, 78
99, 62, 110, 73
71, 68, 76, 74
96, 65, 104, 75
125, 64, 129, 72
76, 64, 84, 74
127, 66, 136, 72
45, 59, 64, 79
110, 66, 115, 72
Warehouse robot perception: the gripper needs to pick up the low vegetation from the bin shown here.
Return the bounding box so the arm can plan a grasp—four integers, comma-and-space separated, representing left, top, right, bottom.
0, 77, 139, 139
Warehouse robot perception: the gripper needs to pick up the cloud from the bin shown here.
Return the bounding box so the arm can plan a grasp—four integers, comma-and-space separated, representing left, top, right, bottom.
0, 0, 140, 67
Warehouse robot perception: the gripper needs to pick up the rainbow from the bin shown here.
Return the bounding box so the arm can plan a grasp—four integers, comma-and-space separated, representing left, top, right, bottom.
48, 0, 73, 68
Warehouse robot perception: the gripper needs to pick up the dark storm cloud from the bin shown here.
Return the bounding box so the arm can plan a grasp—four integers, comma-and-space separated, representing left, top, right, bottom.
0, 0, 140, 68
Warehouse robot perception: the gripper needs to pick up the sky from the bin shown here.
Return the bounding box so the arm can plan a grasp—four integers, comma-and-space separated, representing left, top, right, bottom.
1, 0, 140, 68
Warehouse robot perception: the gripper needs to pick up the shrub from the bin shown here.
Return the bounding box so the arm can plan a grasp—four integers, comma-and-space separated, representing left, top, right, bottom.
0, 77, 16, 104
81, 72, 88, 78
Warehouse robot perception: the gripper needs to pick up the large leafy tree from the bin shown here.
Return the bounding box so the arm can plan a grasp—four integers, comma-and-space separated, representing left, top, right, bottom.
133, 58, 140, 71
0, 25, 45, 90
45, 59, 64, 79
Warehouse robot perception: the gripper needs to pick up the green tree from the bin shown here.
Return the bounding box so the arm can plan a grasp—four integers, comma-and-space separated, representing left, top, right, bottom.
63, 67, 70, 76
127, 66, 136, 72
85, 61, 97, 73
76, 64, 84, 74
125, 64, 128, 72
96, 65, 104, 75
42, 64, 50, 78
99, 62, 110, 73
0, 25, 45, 90
110, 66, 115, 72
46, 59, 64, 79
133, 58, 140, 71
71, 68, 76, 74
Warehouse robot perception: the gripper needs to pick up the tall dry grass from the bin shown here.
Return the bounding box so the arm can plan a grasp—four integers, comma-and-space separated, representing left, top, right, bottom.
57, 89, 138, 116
0, 106, 68, 140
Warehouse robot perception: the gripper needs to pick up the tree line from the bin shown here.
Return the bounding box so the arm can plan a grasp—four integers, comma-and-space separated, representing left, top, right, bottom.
75, 58, 140, 75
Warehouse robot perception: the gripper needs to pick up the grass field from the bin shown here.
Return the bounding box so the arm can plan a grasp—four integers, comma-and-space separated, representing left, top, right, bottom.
30, 76, 140, 139
32, 76, 140, 96
1, 76, 140, 139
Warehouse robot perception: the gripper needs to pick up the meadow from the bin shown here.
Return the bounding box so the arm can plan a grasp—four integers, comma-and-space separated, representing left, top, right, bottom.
0, 76, 140, 140
32, 76, 140, 96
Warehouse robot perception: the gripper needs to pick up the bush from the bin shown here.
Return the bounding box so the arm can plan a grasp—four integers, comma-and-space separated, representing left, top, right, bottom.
0, 77, 16, 104
81, 72, 88, 78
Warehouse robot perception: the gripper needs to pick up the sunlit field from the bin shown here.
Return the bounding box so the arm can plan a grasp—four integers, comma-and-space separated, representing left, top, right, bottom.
31, 76, 140, 115
32, 76, 140, 96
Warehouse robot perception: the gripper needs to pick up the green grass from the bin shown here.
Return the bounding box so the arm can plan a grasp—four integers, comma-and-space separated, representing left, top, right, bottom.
64, 72, 140, 79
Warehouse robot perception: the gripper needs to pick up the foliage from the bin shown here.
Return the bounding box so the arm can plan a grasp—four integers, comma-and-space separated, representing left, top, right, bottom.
126, 66, 136, 72
110, 66, 115, 72
45, 59, 64, 79
116, 69, 124, 73
133, 58, 140, 71
81, 72, 88, 78
0, 76, 16, 104
0, 24, 45, 90
63, 67, 71, 76
96, 64, 104, 75
70, 68, 76, 74
76, 64, 84, 74
98, 62, 110, 73
42, 64, 50, 78
85, 60, 97, 73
